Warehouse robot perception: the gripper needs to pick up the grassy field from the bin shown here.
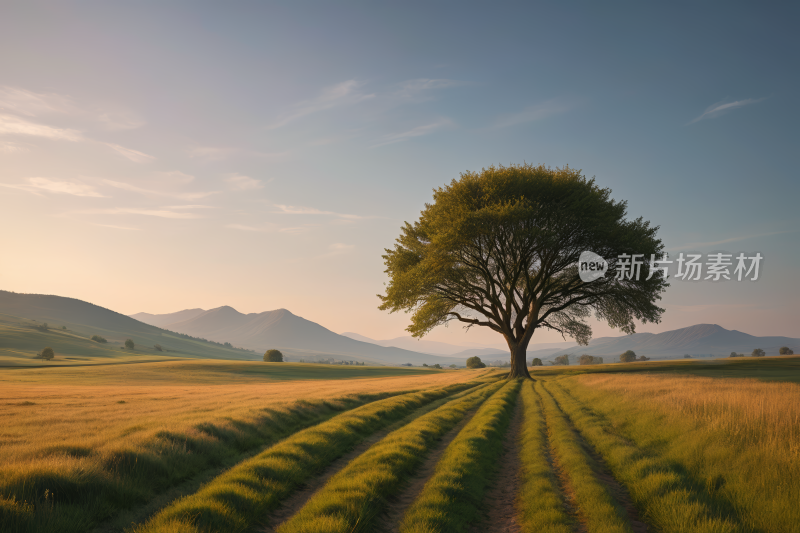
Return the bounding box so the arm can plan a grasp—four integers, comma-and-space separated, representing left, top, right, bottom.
1, 356, 797, 533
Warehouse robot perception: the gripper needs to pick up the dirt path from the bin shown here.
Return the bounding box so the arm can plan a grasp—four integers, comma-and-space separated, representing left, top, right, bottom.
375, 407, 481, 533
472, 394, 524, 533
545, 387, 649, 533
255, 396, 459, 533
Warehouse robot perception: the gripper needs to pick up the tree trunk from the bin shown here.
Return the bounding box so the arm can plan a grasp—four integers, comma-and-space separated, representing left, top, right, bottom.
507, 345, 532, 379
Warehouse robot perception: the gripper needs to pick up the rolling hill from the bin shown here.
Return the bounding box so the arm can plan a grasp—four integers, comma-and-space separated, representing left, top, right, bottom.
132, 306, 466, 366
0, 291, 257, 365
550, 323, 800, 361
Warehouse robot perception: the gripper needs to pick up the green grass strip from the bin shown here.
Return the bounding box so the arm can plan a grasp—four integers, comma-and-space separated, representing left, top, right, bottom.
537, 381, 632, 533
547, 380, 741, 533
276, 380, 505, 533
131, 382, 481, 533
399, 379, 521, 533
517, 381, 572, 533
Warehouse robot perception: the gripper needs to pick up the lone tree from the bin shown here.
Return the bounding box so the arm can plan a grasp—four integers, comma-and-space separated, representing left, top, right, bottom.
264, 349, 283, 362
553, 354, 570, 366
531, 357, 543, 366
779, 346, 794, 355
466, 356, 486, 368
124, 338, 135, 350
752, 348, 766, 357
620, 350, 637, 363
379, 164, 667, 378
40, 347, 54, 361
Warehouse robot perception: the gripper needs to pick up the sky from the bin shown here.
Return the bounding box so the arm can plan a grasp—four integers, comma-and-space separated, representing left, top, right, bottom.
1, 2, 798, 350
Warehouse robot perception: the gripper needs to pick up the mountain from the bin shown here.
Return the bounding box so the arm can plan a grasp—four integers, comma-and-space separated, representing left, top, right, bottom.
129, 306, 466, 366
130, 308, 206, 328
0, 291, 258, 363
550, 324, 800, 361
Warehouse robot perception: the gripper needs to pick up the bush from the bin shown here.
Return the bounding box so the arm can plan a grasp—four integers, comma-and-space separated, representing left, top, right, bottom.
579, 355, 604, 365
751, 348, 766, 357
530, 357, 543, 366
637, 355, 650, 361
779, 346, 794, 355
154, 344, 162, 351
449, 364, 457, 368
124, 339, 135, 350
729, 351, 738, 357
40, 347, 54, 361
466, 356, 486, 369
619, 350, 637, 363
684, 354, 692, 358
91, 335, 107, 343
433, 363, 442, 369
61, 325, 66, 330
553, 354, 570, 366
264, 349, 283, 362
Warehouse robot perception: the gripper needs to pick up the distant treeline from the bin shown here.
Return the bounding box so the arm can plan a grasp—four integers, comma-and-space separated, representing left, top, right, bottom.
162, 329, 255, 353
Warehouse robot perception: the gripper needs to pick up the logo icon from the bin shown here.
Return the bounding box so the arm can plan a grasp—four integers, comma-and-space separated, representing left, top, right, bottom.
578, 251, 608, 282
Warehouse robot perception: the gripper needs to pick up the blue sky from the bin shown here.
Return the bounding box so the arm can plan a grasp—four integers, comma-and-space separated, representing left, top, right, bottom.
1, 2, 797, 348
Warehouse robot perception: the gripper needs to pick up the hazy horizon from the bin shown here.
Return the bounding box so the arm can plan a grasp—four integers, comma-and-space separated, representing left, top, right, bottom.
1, 2, 798, 347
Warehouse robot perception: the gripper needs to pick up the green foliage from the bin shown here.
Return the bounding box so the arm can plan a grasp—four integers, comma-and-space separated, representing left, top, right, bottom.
620, 349, 637, 363
90, 335, 107, 343
553, 354, 570, 366
780, 346, 794, 355
378, 163, 667, 378
752, 348, 766, 357
433, 363, 442, 369
530, 357, 543, 366
39, 347, 54, 361
124, 338, 134, 350
264, 349, 283, 362
153, 344, 162, 351
637, 355, 650, 361
466, 356, 486, 368
579, 354, 604, 365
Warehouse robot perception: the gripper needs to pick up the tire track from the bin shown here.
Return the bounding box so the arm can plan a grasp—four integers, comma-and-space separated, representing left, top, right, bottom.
376, 407, 481, 533
541, 382, 648, 533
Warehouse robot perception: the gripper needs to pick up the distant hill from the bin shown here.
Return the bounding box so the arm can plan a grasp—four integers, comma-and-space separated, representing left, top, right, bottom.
129, 306, 465, 366
550, 324, 800, 361
0, 291, 257, 363
130, 308, 206, 328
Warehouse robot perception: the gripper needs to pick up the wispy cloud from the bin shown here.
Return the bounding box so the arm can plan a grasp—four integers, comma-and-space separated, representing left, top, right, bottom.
393, 78, 464, 100
103, 142, 154, 163
267, 80, 375, 129
492, 99, 573, 129
0, 113, 83, 141
0, 140, 27, 153
95, 223, 140, 231
372, 118, 453, 147
226, 223, 269, 232
274, 204, 364, 219
226, 174, 263, 191
189, 146, 289, 162
668, 229, 799, 251
101, 178, 215, 200
75, 207, 203, 219
688, 98, 765, 124
0, 177, 105, 197
163, 204, 216, 209
316, 242, 355, 258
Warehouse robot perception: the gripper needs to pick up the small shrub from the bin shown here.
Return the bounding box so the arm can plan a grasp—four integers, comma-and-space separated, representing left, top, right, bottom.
154, 344, 162, 351
637, 355, 650, 361
779, 346, 794, 355
264, 349, 283, 362
466, 356, 486, 368
620, 350, 637, 363
124, 339, 135, 350
91, 335, 108, 343
61, 325, 66, 330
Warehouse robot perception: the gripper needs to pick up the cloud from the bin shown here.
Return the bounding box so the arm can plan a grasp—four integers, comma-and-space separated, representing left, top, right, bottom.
95, 108, 145, 131
267, 80, 375, 129
316, 242, 355, 258
95, 223, 140, 231
0, 141, 27, 153
274, 204, 364, 219
76, 207, 202, 219
163, 204, 216, 209
492, 99, 573, 129
0, 113, 83, 141
668, 229, 799, 251
103, 142, 154, 163
688, 98, 765, 124
226, 174, 263, 191
372, 118, 453, 147
2, 177, 106, 197
101, 178, 215, 200
226, 223, 268, 232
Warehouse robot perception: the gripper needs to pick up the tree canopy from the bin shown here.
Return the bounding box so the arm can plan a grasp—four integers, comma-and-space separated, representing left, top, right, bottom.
40, 347, 54, 361
466, 356, 485, 368
379, 164, 667, 378
620, 350, 637, 363
264, 349, 284, 362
